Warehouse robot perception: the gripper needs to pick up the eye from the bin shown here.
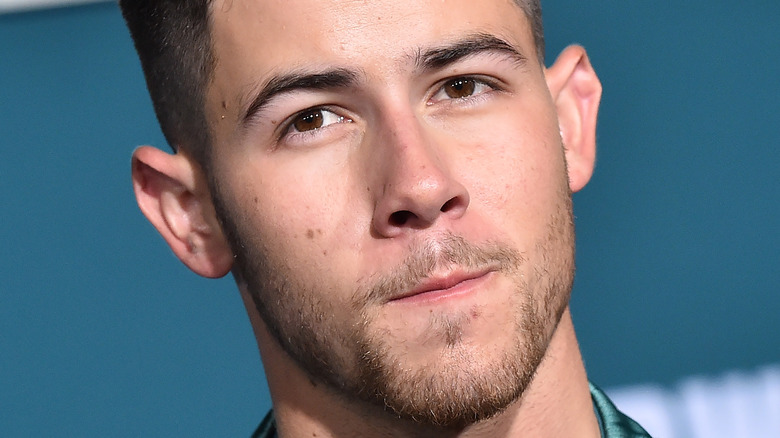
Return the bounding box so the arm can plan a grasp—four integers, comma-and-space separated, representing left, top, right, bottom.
444, 78, 477, 98
430, 77, 494, 103
287, 108, 350, 134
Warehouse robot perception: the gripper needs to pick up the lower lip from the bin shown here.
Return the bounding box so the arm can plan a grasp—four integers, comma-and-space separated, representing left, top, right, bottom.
390, 272, 493, 305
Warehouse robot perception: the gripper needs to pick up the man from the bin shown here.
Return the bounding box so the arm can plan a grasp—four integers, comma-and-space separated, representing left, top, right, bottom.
121, 0, 650, 436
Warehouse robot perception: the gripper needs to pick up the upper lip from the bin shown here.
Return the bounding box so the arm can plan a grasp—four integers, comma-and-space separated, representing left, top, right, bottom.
390, 267, 494, 302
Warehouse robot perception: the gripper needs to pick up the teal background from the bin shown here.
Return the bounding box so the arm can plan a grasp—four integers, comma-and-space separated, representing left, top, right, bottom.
1, 1, 778, 436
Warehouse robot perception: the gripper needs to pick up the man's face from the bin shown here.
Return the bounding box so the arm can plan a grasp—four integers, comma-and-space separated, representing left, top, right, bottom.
205, 0, 574, 427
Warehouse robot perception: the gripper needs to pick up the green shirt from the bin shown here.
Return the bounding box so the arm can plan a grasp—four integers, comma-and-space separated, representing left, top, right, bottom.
252, 382, 651, 437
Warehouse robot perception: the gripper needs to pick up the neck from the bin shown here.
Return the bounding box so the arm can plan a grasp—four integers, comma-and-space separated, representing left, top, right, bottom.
244, 288, 599, 438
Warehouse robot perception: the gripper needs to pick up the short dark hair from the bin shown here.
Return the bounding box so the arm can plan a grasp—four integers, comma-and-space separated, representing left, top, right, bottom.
120, 0, 544, 167
120, 0, 215, 167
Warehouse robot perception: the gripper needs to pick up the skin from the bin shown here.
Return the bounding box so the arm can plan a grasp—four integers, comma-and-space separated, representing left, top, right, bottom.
131, 0, 602, 436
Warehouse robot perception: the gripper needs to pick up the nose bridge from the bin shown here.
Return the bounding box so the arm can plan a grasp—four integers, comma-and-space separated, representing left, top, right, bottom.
382, 111, 447, 188
369, 106, 469, 236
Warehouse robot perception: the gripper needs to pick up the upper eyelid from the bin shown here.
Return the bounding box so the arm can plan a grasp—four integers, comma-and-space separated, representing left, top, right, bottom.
266, 65, 511, 136
279, 106, 348, 139
246, 93, 338, 132
431, 75, 501, 97
442, 75, 499, 87
241, 69, 361, 128
427, 57, 515, 91
277, 75, 497, 136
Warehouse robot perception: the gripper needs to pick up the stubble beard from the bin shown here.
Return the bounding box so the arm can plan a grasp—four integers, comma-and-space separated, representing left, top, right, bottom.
211, 184, 575, 429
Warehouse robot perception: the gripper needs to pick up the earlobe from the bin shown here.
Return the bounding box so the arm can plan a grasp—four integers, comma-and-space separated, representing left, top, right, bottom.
545, 45, 602, 193
131, 146, 233, 278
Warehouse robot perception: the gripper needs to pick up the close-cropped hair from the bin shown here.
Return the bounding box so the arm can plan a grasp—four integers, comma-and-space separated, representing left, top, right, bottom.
120, 0, 545, 168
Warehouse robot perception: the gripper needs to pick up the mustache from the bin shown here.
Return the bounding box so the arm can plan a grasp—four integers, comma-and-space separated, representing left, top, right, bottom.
359, 233, 525, 305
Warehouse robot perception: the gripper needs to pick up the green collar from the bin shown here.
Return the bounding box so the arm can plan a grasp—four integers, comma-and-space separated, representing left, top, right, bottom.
252, 382, 652, 437
590, 382, 652, 437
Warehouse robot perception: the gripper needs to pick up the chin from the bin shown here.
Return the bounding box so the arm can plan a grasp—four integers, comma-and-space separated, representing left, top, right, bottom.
351, 289, 550, 428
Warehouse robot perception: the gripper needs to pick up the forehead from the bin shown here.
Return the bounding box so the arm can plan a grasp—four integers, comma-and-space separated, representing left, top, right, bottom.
207, 0, 532, 82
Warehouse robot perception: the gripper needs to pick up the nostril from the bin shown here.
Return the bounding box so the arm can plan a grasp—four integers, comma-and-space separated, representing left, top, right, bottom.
440, 197, 458, 213
389, 210, 415, 227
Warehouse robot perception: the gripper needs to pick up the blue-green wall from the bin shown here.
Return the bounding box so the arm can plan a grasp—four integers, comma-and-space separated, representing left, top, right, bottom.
2, 2, 778, 436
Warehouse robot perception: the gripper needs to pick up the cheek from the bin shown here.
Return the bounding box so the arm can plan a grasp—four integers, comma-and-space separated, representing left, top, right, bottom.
448, 103, 567, 241
221, 153, 370, 277
458, 119, 564, 208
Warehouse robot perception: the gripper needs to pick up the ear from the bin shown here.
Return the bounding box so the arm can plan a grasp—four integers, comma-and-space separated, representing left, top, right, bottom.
131, 146, 233, 278
545, 45, 602, 193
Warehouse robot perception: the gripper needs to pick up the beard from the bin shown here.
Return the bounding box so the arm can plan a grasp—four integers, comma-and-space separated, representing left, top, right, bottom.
210, 182, 575, 429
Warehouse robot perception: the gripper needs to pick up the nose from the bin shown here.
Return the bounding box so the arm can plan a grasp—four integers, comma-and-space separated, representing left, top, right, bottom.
370, 113, 470, 238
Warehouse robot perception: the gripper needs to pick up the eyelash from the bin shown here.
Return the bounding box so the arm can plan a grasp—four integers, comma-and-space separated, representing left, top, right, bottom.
429, 76, 501, 105
276, 75, 501, 144
278, 106, 352, 143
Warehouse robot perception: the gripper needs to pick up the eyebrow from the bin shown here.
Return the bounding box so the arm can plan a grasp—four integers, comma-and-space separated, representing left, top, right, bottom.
241, 68, 360, 125
415, 33, 528, 72
239, 34, 527, 125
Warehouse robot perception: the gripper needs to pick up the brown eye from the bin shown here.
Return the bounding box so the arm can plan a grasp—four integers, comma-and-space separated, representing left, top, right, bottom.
443, 78, 476, 99
293, 109, 324, 132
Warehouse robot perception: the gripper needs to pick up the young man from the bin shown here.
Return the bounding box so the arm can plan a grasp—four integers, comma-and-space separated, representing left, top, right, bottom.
121, 0, 650, 436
